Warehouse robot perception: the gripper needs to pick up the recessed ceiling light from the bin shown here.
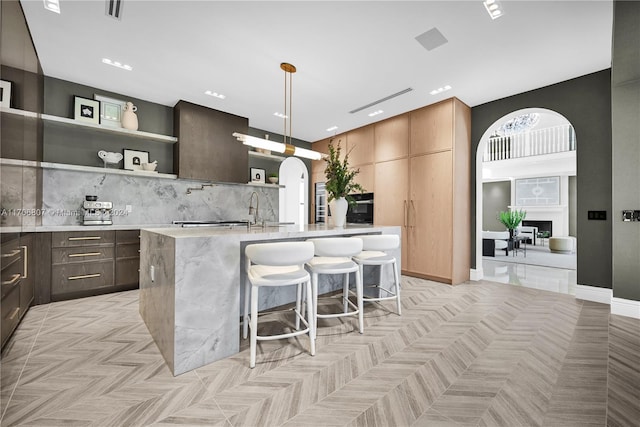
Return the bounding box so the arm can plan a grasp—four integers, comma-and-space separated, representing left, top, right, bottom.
102, 58, 132, 71
326, 126, 338, 132
368, 110, 383, 117
273, 112, 288, 119
204, 90, 225, 99
429, 85, 452, 95
483, 0, 504, 20
43, 0, 60, 13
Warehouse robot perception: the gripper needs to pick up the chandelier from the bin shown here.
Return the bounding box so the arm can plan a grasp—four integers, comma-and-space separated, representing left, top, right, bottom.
498, 113, 540, 136
233, 62, 323, 160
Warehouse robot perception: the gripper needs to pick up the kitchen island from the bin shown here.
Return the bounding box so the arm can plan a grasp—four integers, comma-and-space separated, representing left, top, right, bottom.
139, 223, 401, 375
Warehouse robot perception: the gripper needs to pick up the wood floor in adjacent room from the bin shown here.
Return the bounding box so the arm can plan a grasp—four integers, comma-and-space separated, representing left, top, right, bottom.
1, 276, 639, 426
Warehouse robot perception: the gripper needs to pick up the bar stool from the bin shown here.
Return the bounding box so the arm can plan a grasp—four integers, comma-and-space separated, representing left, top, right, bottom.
243, 241, 315, 368
306, 237, 364, 338
353, 234, 401, 315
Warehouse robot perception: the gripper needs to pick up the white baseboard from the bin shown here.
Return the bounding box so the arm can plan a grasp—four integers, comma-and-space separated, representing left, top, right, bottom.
575, 285, 612, 305
611, 297, 640, 319
575, 285, 640, 319
470, 268, 483, 281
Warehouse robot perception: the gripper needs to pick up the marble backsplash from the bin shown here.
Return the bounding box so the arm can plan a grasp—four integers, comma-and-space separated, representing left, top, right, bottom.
41, 168, 279, 226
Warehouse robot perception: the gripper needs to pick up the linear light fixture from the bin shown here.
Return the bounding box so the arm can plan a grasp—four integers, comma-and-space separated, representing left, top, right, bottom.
368, 110, 384, 117
273, 112, 288, 119
205, 90, 225, 99
483, 0, 504, 20
43, 0, 60, 13
102, 58, 132, 71
233, 133, 324, 160
326, 126, 338, 132
430, 85, 452, 95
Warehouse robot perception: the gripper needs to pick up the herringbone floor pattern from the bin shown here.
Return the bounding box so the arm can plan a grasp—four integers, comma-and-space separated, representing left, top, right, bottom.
1, 277, 638, 426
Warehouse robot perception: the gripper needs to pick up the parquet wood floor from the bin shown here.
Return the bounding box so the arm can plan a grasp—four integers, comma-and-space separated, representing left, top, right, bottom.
1, 277, 638, 426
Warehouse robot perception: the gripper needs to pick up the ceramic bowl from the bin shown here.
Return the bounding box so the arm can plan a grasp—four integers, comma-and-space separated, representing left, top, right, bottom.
141, 162, 157, 171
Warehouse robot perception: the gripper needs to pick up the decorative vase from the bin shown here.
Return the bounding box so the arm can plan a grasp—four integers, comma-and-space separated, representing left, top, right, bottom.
268, 177, 278, 184
121, 102, 139, 131
329, 197, 348, 227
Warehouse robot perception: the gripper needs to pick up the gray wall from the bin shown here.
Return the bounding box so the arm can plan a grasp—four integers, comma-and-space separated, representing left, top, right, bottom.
612, 1, 640, 301
471, 70, 612, 289
483, 181, 511, 231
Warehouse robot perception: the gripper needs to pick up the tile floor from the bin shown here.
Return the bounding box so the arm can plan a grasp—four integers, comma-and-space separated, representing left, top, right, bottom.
1, 274, 638, 426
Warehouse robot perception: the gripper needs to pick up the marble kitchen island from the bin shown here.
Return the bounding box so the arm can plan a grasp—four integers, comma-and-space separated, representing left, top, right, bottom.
139, 223, 401, 375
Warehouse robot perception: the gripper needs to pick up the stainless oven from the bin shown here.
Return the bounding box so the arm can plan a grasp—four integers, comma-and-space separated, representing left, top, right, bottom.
346, 193, 374, 224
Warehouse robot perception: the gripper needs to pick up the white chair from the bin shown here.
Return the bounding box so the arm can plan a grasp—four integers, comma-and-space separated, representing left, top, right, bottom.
243, 241, 315, 368
353, 235, 401, 315
306, 237, 364, 338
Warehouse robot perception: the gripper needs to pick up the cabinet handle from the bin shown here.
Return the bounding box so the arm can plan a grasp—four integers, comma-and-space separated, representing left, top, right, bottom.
68, 273, 101, 280
137, 249, 141, 253
410, 200, 415, 229
403, 200, 408, 228
68, 252, 102, 258
1, 249, 20, 258
68, 236, 101, 241
8, 307, 20, 321
20, 245, 28, 279
2, 274, 21, 286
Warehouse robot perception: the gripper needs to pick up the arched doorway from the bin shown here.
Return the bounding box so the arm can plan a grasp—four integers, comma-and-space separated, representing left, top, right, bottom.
278, 157, 309, 225
474, 108, 577, 280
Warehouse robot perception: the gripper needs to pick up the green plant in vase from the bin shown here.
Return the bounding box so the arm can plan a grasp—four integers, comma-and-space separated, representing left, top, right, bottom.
498, 209, 527, 238
267, 172, 279, 184
324, 140, 365, 227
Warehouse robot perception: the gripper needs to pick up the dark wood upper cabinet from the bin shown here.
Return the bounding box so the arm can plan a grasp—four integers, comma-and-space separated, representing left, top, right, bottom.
173, 100, 249, 183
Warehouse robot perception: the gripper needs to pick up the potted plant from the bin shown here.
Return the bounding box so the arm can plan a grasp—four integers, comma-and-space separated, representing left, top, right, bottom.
498, 209, 527, 239
324, 140, 365, 227
267, 172, 278, 184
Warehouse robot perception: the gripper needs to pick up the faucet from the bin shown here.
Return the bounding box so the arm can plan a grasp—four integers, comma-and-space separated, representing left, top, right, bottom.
248, 191, 260, 225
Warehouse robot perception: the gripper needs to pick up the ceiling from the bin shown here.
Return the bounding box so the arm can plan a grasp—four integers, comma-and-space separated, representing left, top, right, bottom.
19, 0, 613, 143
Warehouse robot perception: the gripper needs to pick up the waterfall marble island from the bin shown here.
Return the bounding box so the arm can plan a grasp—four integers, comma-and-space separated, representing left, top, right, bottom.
139, 223, 401, 375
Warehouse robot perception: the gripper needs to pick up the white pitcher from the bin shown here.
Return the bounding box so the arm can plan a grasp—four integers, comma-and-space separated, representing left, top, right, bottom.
121, 101, 139, 131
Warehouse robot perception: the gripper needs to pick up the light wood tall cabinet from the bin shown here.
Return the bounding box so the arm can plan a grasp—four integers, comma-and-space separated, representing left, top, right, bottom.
312, 97, 470, 284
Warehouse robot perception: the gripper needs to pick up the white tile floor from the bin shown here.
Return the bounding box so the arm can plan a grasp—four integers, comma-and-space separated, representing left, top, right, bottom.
483, 258, 577, 295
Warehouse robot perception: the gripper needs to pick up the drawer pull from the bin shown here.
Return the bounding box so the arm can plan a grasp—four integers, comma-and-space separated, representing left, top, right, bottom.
68, 273, 101, 280
68, 236, 102, 241
1, 249, 20, 258
21, 245, 28, 279
8, 307, 20, 321
2, 274, 21, 286
68, 252, 102, 258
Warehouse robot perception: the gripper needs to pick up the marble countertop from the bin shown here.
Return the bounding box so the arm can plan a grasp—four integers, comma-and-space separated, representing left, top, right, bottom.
142, 223, 394, 240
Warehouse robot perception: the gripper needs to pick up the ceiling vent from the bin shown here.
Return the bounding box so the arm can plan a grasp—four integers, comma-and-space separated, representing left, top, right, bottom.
349, 88, 413, 114
415, 27, 448, 51
105, 0, 123, 20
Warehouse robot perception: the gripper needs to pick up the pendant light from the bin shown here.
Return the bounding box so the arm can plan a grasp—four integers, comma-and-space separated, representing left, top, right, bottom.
233, 62, 323, 161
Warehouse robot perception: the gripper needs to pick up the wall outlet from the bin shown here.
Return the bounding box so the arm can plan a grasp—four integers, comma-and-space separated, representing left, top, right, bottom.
126, 204, 132, 212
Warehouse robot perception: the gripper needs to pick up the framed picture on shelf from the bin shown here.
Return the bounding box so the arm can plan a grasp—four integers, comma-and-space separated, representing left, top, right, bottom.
250, 167, 265, 184
0, 80, 12, 108
94, 94, 126, 128
123, 149, 149, 171
73, 96, 100, 124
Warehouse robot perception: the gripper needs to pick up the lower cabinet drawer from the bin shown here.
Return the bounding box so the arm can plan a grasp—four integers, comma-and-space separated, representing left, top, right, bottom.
1, 283, 20, 348
52, 246, 114, 264
51, 261, 114, 296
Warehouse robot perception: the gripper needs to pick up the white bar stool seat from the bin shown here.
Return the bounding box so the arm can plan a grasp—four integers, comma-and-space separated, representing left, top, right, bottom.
353, 235, 401, 315
306, 237, 364, 337
243, 241, 315, 368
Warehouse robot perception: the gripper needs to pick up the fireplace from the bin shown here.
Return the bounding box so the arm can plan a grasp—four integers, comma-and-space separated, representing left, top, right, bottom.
523, 220, 552, 236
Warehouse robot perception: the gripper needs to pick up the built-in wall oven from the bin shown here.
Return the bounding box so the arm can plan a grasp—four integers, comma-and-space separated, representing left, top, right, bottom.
346, 193, 374, 224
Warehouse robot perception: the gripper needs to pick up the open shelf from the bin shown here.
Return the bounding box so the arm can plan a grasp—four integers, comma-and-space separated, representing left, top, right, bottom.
1, 107, 177, 143
248, 150, 286, 162
41, 113, 177, 143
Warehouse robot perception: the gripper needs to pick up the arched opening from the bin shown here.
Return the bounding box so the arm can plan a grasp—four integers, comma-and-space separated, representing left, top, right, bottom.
278, 157, 309, 225
475, 108, 577, 290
